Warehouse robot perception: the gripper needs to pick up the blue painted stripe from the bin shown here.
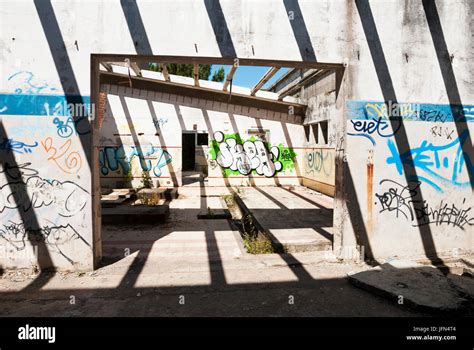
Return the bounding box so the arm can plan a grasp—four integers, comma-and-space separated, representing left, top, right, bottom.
0, 94, 91, 116
347, 100, 474, 122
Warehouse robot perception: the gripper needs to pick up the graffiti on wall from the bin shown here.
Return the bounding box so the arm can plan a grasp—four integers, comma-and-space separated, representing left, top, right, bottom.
209, 131, 295, 177
375, 179, 473, 230
0, 162, 39, 180
304, 148, 334, 178
347, 101, 474, 193
53, 116, 90, 138
0, 137, 38, 154
0, 176, 89, 217
99, 144, 172, 177
41, 137, 83, 174
0, 221, 90, 264
386, 129, 473, 193
7, 71, 58, 95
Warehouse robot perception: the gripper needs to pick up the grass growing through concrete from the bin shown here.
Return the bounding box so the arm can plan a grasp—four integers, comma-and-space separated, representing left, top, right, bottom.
223, 192, 276, 255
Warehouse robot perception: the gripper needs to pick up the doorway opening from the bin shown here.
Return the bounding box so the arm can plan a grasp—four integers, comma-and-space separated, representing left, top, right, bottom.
182, 130, 209, 186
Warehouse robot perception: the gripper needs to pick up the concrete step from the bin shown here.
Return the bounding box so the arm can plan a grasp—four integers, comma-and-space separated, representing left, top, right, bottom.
102, 205, 169, 225
233, 193, 333, 253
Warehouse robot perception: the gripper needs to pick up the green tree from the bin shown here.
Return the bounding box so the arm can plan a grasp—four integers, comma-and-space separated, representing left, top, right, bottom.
148, 63, 225, 82
211, 66, 225, 82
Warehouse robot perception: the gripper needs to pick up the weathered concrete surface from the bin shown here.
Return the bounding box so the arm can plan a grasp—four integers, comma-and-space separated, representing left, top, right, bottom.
101, 205, 170, 225
0, 188, 437, 317
348, 260, 474, 313
236, 186, 333, 252
137, 188, 179, 201
0, 257, 430, 317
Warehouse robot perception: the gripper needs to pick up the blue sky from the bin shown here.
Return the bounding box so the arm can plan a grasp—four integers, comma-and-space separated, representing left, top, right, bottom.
210, 65, 287, 90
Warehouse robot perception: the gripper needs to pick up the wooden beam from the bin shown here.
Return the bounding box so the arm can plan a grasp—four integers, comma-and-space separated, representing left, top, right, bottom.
223, 65, 237, 92
100, 61, 113, 72
250, 67, 280, 96
130, 62, 142, 77
160, 64, 170, 81
278, 69, 330, 100
95, 54, 344, 71
193, 64, 199, 87
99, 71, 306, 118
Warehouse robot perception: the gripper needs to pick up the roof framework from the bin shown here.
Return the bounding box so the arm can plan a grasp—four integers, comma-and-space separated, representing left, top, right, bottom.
95, 55, 344, 119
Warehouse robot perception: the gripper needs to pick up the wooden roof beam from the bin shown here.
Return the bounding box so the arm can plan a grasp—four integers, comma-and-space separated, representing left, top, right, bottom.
223, 65, 238, 92
250, 67, 280, 96
193, 64, 200, 87
99, 71, 307, 118
129, 62, 142, 77
160, 64, 170, 81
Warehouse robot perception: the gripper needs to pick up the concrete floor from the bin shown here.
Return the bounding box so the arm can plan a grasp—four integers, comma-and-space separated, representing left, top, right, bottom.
237, 186, 334, 252
0, 185, 429, 317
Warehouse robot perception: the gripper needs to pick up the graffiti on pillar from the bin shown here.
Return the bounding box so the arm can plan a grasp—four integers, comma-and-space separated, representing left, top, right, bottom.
375, 179, 474, 230
209, 131, 295, 177
0, 137, 38, 154
41, 137, 83, 174
0, 176, 89, 217
0, 221, 90, 264
386, 129, 473, 193
53, 116, 91, 138
7, 71, 58, 95
99, 144, 172, 177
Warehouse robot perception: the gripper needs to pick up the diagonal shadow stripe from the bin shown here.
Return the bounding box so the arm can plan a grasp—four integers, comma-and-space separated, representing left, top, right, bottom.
283, 0, 317, 61
422, 0, 474, 190
0, 121, 54, 290
120, 0, 153, 55
355, 0, 447, 271
204, 0, 237, 58
34, 0, 91, 168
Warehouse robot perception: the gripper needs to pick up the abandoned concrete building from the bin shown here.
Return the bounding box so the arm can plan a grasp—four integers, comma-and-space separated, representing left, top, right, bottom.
0, 0, 472, 278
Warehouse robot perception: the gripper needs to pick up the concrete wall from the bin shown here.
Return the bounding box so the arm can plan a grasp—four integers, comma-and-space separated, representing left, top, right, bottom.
0, 0, 472, 269
99, 84, 305, 188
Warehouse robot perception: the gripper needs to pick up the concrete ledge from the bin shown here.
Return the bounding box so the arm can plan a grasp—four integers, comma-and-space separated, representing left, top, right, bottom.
102, 205, 170, 225
348, 260, 472, 314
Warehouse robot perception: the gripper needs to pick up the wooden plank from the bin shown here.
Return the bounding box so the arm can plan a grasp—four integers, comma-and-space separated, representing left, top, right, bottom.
94, 54, 344, 70
278, 69, 331, 100
250, 67, 280, 95
223, 64, 238, 91
100, 71, 306, 117
193, 64, 200, 87
130, 62, 142, 77
161, 64, 170, 81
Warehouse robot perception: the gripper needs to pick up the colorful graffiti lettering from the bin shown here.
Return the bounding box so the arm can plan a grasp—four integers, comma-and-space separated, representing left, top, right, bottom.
210, 131, 292, 177
99, 145, 172, 177
0, 137, 38, 154
41, 137, 83, 174
53, 116, 90, 138
386, 129, 473, 192
348, 117, 398, 146
7, 71, 58, 95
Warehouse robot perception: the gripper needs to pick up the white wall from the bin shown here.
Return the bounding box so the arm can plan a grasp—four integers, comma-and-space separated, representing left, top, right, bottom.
0, 0, 472, 269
